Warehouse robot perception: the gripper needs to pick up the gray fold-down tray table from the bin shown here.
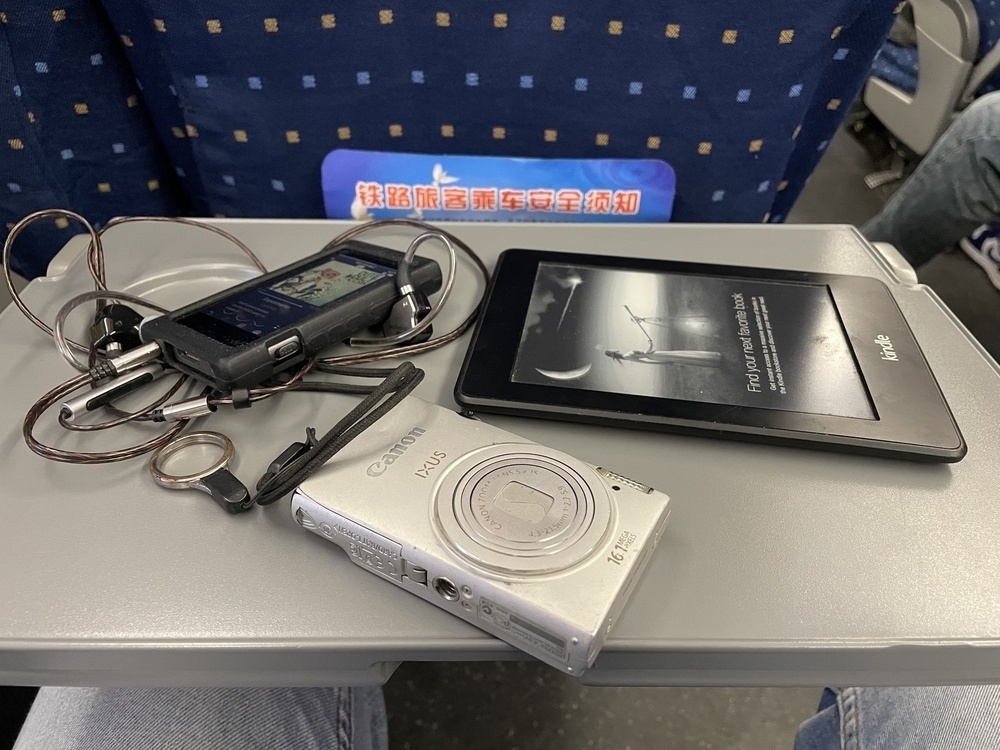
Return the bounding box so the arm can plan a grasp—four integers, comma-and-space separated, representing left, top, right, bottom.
1, 221, 998, 687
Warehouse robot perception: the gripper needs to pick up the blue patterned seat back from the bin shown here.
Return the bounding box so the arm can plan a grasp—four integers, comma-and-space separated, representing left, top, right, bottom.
771, 0, 901, 222
974, 0, 1000, 94
0, 2, 181, 278
4, 1, 899, 277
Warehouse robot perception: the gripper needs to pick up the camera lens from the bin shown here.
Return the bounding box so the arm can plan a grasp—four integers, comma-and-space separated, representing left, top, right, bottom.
433, 447, 613, 577
432, 577, 460, 602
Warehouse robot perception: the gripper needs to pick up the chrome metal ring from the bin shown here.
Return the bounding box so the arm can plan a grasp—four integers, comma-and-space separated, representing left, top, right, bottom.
148, 431, 235, 489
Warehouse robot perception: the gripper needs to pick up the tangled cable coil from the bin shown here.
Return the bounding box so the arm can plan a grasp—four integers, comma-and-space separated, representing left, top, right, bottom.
3, 211, 488, 482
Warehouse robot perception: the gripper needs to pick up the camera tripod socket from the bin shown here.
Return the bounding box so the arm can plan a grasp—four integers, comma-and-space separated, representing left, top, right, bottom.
433, 577, 460, 601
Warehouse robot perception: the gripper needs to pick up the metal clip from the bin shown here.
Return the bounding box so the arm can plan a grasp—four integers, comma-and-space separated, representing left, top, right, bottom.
149, 432, 253, 513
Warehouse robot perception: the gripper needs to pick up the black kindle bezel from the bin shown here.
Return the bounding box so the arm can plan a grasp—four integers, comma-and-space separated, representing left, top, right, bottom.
455, 248, 965, 462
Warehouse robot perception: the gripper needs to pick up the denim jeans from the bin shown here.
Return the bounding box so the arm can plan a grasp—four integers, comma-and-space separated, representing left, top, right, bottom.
14, 687, 388, 750
794, 686, 1000, 750
16, 685, 1000, 749
862, 91, 1000, 267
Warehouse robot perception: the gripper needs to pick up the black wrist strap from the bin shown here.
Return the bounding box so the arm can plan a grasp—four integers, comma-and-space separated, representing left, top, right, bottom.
250, 361, 424, 507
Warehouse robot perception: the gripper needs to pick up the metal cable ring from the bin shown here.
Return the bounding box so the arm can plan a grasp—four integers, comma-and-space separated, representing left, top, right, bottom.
149, 431, 235, 488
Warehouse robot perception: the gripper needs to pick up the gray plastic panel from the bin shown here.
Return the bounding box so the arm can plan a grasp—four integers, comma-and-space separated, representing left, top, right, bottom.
962, 42, 1000, 103
864, 0, 978, 155
2, 221, 999, 687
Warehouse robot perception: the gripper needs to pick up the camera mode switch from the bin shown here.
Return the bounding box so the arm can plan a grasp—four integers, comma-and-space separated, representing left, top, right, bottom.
268, 336, 301, 361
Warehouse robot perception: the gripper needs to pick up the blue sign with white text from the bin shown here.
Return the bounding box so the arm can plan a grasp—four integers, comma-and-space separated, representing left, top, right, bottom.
321, 150, 675, 223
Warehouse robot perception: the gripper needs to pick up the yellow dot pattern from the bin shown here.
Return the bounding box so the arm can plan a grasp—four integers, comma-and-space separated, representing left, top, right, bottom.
54, 217, 70, 229
0, 10, 866, 229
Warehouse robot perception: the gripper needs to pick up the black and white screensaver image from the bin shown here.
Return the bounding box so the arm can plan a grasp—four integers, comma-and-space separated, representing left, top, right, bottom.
511, 263, 874, 419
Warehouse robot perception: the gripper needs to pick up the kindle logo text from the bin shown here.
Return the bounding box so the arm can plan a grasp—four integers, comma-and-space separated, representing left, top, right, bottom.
874, 334, 898, 362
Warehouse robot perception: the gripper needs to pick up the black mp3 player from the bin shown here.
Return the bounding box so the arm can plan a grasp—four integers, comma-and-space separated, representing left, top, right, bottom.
141, 240, 442, 391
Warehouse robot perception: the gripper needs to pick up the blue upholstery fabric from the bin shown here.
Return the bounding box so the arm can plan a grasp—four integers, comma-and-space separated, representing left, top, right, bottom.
974, 0, 1000, 94
3, 1, 899, 277
871, 40, 919, 94
771, 0, 900, 222
0, 2, 182, 278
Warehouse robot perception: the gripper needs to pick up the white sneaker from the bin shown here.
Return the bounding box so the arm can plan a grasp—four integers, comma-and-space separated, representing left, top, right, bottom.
959, 223, 1000, 291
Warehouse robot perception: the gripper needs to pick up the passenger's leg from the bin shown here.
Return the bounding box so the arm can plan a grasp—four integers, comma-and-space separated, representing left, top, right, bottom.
794, 686, 1000, 749
14, 686, 388, 750
862, 92, 1000, 266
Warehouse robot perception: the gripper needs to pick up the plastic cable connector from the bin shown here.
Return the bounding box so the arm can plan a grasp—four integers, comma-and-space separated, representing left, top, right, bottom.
255, 435, 315, 491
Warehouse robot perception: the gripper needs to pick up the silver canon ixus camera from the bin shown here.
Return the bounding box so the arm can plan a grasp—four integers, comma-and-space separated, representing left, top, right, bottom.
291, 397, 670, 675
